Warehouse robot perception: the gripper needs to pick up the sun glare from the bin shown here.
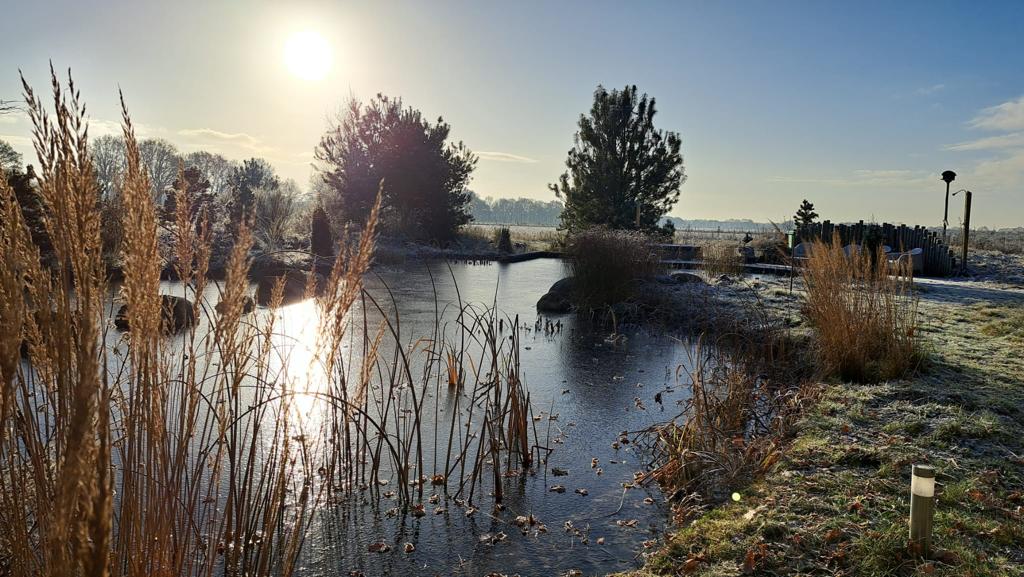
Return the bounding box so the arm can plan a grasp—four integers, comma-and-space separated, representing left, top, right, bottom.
284, 30, 332, 81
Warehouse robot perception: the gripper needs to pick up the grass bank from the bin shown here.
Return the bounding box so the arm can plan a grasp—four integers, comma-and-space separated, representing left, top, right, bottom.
617, 276, 1024, 577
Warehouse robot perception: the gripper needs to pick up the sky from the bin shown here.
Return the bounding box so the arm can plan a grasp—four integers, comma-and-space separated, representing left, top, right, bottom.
1, 0, 1022, 228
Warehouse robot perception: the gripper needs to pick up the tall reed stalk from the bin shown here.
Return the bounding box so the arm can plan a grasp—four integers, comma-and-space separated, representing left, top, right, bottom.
0, 69, 539, 576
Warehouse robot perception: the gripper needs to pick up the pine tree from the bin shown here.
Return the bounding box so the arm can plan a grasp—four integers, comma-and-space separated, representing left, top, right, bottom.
227, 158, 279, 228
310, 204, 334, 259
3, 165, 51, 253
550, 85, 685, 234
315, 94, 477, 242
794, 199, 819, 227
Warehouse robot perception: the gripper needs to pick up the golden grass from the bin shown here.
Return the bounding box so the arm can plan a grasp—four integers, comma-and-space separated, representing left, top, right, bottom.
801, 236, 921, 382
0, 69, 537, 577
700, 243, 745, 280
565, 227, 658, 308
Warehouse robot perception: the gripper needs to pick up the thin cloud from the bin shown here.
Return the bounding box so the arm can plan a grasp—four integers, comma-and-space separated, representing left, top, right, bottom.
971, 149, 1024, 187
177, 128, 274, 154
916, 83, 945, 96
945, 132, 1024, 152
475, 151, 538, 163
968, 95, 1024, 132
768, 169, 932, 188
0, 134, 32, 147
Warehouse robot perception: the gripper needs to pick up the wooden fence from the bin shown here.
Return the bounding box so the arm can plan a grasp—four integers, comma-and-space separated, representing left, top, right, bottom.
796, 221, 956, 276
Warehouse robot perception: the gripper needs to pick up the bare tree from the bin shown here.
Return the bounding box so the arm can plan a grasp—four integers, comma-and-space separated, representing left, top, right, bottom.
90, 134, 126, 199
185, 150, 236, 199
138, 138, 181, 201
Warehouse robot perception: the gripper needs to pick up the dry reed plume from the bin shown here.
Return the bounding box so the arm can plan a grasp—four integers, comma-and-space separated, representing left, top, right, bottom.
0, 68, 538, 577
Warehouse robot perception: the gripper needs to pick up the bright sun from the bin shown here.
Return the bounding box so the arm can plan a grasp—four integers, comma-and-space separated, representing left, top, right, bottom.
284, 30, 332, 81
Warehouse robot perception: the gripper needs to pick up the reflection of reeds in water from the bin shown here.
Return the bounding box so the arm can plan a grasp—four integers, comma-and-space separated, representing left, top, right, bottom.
0, 70, 538, 576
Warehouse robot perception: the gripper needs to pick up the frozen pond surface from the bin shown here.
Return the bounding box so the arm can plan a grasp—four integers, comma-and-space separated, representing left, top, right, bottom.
141, 258, 695, 577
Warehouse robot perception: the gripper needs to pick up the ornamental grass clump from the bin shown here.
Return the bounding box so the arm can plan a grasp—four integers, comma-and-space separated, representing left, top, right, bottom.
801, 234, 920, 382
565, 227, 658, 308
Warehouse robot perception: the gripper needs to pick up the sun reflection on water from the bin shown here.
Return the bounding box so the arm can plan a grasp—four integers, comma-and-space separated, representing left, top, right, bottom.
268, 298, 331, 435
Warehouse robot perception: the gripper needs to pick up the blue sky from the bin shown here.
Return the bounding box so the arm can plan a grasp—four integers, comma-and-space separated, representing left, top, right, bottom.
1, 0, 1022, 227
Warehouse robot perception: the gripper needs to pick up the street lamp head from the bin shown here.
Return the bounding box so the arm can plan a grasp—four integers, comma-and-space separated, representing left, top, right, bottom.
941, 170, 957, 184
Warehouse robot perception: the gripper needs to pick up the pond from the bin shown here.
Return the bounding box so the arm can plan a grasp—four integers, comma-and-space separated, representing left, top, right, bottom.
120, 258, 697, 577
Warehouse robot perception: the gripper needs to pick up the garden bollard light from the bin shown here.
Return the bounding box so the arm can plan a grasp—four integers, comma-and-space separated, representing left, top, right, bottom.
909, 464, 935, 558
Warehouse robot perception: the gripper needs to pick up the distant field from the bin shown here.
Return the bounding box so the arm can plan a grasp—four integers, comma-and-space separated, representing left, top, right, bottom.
467, 222, 781, 249
464, 223, 563, 250
948, 228, 1024, 254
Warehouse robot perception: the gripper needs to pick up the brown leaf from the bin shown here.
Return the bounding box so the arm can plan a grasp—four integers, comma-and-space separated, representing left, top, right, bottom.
742, 549, 757, 573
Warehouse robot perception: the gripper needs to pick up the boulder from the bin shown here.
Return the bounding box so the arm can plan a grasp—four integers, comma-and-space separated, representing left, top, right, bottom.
548, 277, 577, 296
114, 295, 196, 334
215, 295, 256, 315
536, 277, 576, 313
256, 269, 324, 306
537, 291, 572, 314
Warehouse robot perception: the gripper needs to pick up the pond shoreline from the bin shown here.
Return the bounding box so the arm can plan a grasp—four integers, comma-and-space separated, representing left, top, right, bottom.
615, 259, 1024, 577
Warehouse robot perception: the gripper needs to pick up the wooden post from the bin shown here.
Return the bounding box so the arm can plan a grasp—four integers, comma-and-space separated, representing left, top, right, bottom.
960, 191, 972, 276
943, 179, 951, 242
909, 464, 936, 558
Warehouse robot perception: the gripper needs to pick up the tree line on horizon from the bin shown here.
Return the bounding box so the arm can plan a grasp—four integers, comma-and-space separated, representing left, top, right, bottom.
3, 82, 693, 252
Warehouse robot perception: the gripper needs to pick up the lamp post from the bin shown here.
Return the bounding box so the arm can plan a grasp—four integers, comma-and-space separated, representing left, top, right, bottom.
941, 171, 956, 241
909, 464, 936, 558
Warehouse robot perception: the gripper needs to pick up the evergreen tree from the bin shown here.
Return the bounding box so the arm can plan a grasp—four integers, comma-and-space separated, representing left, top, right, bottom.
3, 165, 50, 253
227, 158, 280, 227
794, 199, 819, 227
315, 94, 477, 241
550, 85, 684, 234
310, 204, 334, 258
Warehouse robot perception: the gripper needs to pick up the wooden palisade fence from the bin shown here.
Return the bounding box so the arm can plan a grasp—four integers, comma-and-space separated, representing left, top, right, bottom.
796, 220, 956, 277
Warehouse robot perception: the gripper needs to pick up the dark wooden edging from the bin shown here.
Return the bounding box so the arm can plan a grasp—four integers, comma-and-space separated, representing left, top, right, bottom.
496, 251, 564, 263
662, 259, 794, 275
